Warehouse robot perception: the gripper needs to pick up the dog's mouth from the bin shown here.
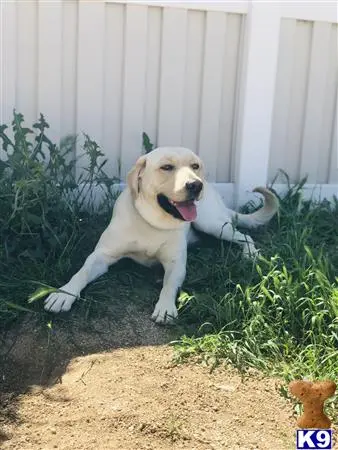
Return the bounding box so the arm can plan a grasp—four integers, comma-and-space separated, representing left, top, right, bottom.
157, 194, 197, 222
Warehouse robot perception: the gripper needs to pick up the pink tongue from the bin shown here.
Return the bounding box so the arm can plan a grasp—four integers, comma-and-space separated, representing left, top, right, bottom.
175, 202, 197, 221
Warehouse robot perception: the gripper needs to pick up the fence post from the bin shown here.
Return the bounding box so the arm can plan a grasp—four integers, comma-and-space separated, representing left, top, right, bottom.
234, 2, 282, 206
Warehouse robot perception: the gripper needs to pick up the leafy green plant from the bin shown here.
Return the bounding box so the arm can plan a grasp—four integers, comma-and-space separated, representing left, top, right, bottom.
142, 132, 154, 153
0, 111, 118, 327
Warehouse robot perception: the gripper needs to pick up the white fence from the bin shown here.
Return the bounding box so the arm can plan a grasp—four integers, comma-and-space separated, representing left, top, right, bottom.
1, 0, 337, 205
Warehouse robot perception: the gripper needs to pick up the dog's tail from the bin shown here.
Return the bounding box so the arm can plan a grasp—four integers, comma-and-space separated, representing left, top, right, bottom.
234, 187, 279, 228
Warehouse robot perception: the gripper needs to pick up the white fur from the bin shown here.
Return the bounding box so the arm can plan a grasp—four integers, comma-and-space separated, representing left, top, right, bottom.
45, 147, 278, 323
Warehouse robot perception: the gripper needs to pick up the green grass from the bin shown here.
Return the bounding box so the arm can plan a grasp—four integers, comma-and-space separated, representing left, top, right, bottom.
0, 113, 337, 420
174, 184, 338, 421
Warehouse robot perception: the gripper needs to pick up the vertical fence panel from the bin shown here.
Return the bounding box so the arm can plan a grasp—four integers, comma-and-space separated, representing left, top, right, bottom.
234, 3, 281, 203
16, 0, 38, 125
38, 0, 62, 143
157, 8, 187, 146
61, 0, 78, 140
318, 24, 338, 183
103, 3, 125, 177
300, 22, 331, 182
181, 10, 204, 152
120, 5, 148, 177
229, 14, 246, 184
269, 19, 297, 183
286, 21, 313, 182
1, 0, 16, 126
76, 1, 105, 160
198, 12, 227, 180
143, 6, 162, 149
275, 20, 312, 183
329, 95, 338, 183
217, 13, 242, 183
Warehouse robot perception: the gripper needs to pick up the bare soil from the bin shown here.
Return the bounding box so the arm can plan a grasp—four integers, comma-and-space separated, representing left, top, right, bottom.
1, 345, 296, 450
0, 306, 302, 450
0, 305, 332, 450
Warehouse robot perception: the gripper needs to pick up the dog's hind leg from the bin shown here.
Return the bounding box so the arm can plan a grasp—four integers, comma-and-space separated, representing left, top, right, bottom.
194, 185, 259, 257
194, 217, 258, 258
44, 249, 119, 313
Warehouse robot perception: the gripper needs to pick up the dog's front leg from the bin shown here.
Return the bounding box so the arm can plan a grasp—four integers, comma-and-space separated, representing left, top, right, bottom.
44, 249, 119, 313
151, 247, 187, 325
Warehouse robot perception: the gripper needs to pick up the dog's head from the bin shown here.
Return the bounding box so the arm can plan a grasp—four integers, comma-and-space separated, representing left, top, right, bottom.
127, 147, 204, 229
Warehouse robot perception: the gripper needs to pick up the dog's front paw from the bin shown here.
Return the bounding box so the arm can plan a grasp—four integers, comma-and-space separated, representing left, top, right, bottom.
151, 301, 178, 325
44, 286, 78, 313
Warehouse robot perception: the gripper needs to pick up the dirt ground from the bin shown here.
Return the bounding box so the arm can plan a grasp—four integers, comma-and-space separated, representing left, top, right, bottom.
0, 307, 334, 450
1, 346, 296, 450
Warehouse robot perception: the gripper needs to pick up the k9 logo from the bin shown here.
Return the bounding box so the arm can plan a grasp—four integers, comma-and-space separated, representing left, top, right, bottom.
296, 429, 332, 449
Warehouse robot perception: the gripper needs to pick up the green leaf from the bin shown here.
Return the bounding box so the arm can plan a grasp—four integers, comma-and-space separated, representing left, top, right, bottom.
4, 301, 35, 313
0, 124, 14, 152
28, 286, 56, 303
142, 132, 154, 154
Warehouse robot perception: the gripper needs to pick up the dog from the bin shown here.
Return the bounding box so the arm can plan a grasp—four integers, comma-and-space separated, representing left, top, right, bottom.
44, 147, 278, 323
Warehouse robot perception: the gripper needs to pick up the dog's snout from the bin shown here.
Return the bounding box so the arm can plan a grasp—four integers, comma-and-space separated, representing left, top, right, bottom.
185, 180, 203, 196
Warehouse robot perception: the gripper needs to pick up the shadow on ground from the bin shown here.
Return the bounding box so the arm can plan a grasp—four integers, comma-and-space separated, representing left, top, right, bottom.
0, 259, 186, 443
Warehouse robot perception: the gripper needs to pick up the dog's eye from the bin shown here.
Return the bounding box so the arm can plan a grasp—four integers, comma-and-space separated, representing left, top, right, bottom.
161, 164, 175, 171
191, 163, 200, 170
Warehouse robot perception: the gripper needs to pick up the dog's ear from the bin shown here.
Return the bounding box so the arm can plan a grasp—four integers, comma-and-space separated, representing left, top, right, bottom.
127, 155, 147, 198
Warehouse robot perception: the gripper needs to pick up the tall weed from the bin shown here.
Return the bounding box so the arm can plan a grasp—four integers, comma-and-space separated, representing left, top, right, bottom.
0, 112, 118, 327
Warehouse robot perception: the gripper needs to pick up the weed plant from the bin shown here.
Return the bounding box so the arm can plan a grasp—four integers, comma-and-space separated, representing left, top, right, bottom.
0, 112, 118, 328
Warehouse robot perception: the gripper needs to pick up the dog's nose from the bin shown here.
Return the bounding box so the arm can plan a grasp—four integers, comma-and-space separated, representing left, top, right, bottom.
185, 180, 203, 196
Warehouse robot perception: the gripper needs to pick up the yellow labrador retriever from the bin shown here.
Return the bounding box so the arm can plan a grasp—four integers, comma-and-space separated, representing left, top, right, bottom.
45, 147, 278, 323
